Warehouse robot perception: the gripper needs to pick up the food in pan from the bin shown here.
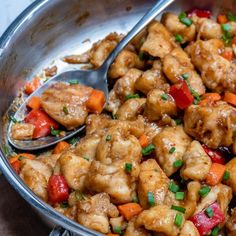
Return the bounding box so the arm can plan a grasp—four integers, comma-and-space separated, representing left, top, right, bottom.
7, 9, 236, 236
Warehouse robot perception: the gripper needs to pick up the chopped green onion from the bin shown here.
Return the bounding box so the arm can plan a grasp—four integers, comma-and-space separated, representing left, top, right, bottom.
125, 163, 132, 173
18, 156, 25, 161
175, 119, 182, 125
83, 157, 90, 161
227, 12, 236, 22
199, 186, 211, 197
211, 225, 220, 236
222, 23, 232, 32
205, 207, 214, 218
60, 201, 69, 208
174, 213, 183, 227
132, 196, 139, 203
69, 79, 79, 85
173, 160, 183, 168
193, 98, 199, 105
50, 126, 61, 136
114, 226, 122, 234
175, 34, 183, 43
63, 106, 69, 115
169, 147, 176, 154
169, 182, 180, 193
171, 205, 186, 213
223, 171, 230, 181
10, 115, 18, 123
147, 191, 155, 206
106, 135, 112, 141
161, 94, 168, 101
126, 94, 140, 100
175, 192, 185, 200
141, 144, 155, 156
178, 12, 193, 26
182, 73, 189, 80
222, 33, 232, 46
68, 137, 78, 145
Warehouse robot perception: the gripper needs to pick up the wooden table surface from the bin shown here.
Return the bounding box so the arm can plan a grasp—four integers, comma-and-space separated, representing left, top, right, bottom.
0, 176, 50, 236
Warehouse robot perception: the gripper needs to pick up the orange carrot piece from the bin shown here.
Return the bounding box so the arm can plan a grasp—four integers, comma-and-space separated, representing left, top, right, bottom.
217, 14, 228, 24
139, 134, 148, 148
199, 93, 221, 106
221, 51, 233, 61
206, 163, 226, 186
107, 234, 119, 236
27, 96, 41, 110
19, 153, 36, 160
86, 89, 106, 114
11, 160, 21, 174
118, 203, 142, 221
53, 141, 70, 154
9, 156, 19, 164
223, 92, 236, 106
232, 36, 236, 45
24, 77, 40, 95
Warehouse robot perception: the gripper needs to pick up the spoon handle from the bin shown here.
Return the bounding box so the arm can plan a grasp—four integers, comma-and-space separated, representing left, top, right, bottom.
101, 0, 175, 72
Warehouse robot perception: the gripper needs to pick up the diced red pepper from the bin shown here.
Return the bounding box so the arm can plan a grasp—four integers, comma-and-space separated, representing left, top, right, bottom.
169, 81, 194, 109
188, 9, 212, 18
190, 202, 225, 236
11, 160, 21, 174
24, 109, 59, 139
47, 175, 69, 205
202, 144, 225, 165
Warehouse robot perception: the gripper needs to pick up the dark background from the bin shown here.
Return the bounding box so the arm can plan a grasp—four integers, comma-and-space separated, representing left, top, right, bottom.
0, 176, 50, 236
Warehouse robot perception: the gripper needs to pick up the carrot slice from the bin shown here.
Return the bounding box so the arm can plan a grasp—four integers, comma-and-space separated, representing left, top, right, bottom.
27, 96, 41, 110
199, 93, 221, 106
24, 77, 40, 95
221, 51, 233, 61
118, 203, 142, 221
139, 134, 148, 148
53, 141, 70, 154
86, 89, 106, 114
217, 14, 228, 24
223, 92, 236, 106
206, 163, 226, 186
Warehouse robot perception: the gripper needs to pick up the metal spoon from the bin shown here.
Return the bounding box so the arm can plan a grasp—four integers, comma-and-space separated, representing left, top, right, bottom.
8, 0, 175, 150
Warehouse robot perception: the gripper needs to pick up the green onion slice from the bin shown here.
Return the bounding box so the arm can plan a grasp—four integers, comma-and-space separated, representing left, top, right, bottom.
174, 213, 183, 227
223, 171, 230, 181
141, 144, 155, 156
205, 207, 214, 218
125, 94, 140, 100
173, 160, 183, 168
169, 182, 180, 193
171, 205, 186, 213
199, 186, 211, 197
147, 191, 155, 206
125, 163, 132, 173
175, 192, 185, 201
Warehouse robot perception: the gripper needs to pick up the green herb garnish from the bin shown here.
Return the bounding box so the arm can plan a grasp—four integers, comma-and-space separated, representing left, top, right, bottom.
175, 34, 183, 43
205, 207, 214, 218
161, 94, 168, 101
173, 160, 183, 168
199, 186, 211, 197
83, 157, 90, 161
169, 182, 180, 193
178, 12, 193, 26
169, 147, 176, 154
227, 12, 236, 22
106, 135, 112, 141
125, 94, 140, 100
10, 115, 18, 124
171, 205, 186, 213
223, 171, 230, 181
182, 73, 189, 80
63, 106, 69, 115
114, 226, 122, 234
50, 126, 61, 136
125, 163, 132, 173
147, 191, 155, 206
174, 213, 183, 227
175, 192, 185, 201
211, 225, 220, 236
141, 144, 155, 156
68, 137, 78, 145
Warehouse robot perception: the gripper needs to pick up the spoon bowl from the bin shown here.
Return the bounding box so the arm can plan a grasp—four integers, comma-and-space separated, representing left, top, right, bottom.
8, 0, 175, 150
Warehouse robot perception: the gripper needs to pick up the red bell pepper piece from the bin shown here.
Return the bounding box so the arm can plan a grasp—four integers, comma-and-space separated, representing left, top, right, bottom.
190, 202, 225, 236
11, 160, 21, 174
188, 9, 212, 18
24, 109, 59, 139
47, 175, 69, 205
169, 81, 194, 109
202, 144, 225, 165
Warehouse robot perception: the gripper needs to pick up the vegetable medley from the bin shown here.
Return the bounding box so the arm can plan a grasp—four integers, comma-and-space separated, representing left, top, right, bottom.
8, 8, 236, 236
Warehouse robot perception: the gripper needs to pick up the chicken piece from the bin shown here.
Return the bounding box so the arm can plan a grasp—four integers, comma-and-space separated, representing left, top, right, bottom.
226, 208, 236, 236
37, 153, 61, 169
63, 53, 91, 64
106, 68, 143, 114
41, 83, 93, 130
135, 60, 169, 95
116, 98, 146, 121
56, 151, 90, 190
195, 184, 232, 215
161, 13, 196, 43
108, 50, 145, 79
125, 217, 151, 236
77, 193, 119, 234
181, 141, 211, 181
110, 216, 127, 233
187, 39, 236, 93
225, 158, 236, 194
86, 114, 112, 135
141, 21, 175, 58
153, 126, 191, 177
74, 134, 101, 161
96, 126, 141, 166
131, 28, 148, 51
11, 123, 35, 140
179, 221, 200, 236
20, 159, 52, 201
144, 89, 177, 122
144, 121, 162, 144
163, 47, 205, 95
85, 161, 135, 204
136, 205, 184, 236
184, 103, 236, 149
138, 159, 169, 209
54, 205, 77, 221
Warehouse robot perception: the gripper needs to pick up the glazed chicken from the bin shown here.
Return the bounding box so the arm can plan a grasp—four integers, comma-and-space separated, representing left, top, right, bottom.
11, 8, 236, 236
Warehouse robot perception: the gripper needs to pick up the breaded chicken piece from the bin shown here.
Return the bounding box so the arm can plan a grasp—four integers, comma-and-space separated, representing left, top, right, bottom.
11, 123, 35, 140
125, 217, 151, 236
225, 158, 236, 194
179, 221, 200, 236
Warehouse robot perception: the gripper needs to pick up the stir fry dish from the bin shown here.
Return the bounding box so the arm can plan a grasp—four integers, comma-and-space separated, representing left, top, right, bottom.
8, 9, 236, 236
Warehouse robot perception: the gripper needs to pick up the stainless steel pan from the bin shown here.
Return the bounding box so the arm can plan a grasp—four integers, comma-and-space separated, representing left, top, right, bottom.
0, 0, 235, 235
